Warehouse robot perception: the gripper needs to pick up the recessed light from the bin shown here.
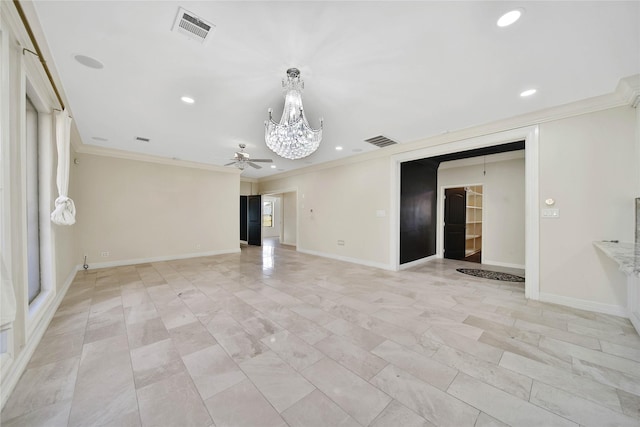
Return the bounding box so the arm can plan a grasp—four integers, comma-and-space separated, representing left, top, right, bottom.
520, 88, 537, 97
74, 54, 104, 69
181, 96, 195, 104
497, 9, 522, 27
335, 146, 343, 151
270, 165, 276, 169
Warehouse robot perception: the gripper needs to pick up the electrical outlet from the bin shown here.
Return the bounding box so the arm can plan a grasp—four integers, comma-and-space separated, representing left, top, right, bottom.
101, 251, 109, 257
337, 240, 345, 246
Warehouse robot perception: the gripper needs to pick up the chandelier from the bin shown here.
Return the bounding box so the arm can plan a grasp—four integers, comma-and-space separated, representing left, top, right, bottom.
265, 68, 323, 160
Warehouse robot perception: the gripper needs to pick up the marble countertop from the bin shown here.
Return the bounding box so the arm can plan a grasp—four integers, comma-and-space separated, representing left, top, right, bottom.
593, 241, 640, 278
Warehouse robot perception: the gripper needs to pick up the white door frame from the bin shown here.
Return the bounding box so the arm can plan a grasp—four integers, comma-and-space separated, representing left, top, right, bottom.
261, 187, 299, 248
389, 125, 539, 300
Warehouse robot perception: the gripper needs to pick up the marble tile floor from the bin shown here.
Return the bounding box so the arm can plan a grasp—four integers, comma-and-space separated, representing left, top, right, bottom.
2, 245, 640, 426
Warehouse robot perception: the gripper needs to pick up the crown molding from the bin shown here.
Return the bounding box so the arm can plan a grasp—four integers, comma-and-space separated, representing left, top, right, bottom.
75, 144, 241, 175
259, 74, 640, 184
617, 74, 640, 106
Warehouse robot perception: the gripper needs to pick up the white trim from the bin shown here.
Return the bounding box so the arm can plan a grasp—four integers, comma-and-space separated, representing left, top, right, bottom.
83, 249, 241, 270
23, 68, 57, 340
539, 292, 627, 318
524, 126, 539, 299
481, 260, 526, 270
398, 254, 438, 270
0, 264, 77, 409
297, 248, 392, 271
389, 125, 539, 301
259, 187, 299, 250
630, 311, 640, 335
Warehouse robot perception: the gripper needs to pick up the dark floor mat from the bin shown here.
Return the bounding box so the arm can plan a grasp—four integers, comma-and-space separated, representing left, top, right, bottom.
456, 268, 525, 282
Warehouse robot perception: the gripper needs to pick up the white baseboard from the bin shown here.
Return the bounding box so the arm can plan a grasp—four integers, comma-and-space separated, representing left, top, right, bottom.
482, 260, 526, 270
297, 248, 392, 271
1, 264, 78, 410
84, 248, 241, 270
399, 255, 438, 270
538, 292, 628, 318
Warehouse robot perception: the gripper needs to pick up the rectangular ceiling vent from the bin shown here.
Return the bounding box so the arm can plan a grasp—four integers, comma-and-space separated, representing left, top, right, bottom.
365, 135, 398, 148
135, 136, 150, 142
172, 7, 215, 44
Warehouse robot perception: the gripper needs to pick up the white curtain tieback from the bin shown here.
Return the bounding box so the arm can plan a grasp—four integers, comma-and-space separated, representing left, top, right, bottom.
51, 195, 76, 225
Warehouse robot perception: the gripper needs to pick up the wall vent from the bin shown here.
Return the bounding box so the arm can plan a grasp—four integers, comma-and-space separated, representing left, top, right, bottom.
172, 7, 215, 44
135, 136, 150, 142
365, 135, 398, 148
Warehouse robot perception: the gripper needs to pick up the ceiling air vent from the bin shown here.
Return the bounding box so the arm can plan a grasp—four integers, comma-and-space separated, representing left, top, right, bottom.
172, 7, 215, 44
135, 136, 150, 142
365, 135, 398, 148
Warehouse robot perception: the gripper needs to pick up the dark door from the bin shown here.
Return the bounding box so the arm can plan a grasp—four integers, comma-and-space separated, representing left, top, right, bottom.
240, 196, 248, 241
444, 188, 466, 260
247, 195, 262, 246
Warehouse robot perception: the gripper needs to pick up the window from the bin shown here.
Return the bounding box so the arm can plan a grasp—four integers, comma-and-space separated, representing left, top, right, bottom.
263, 201, 273, 227
25, 96, 41, 304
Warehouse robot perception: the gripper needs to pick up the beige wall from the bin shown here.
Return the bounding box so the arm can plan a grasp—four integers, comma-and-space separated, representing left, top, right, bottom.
74, 154, 240, 265
282, 192, 297, 246
259, 105, 637, 312
538, 106, 636, 308
259, 156, 391, 267
438, 155, 526, 268
240, 180, 257, 195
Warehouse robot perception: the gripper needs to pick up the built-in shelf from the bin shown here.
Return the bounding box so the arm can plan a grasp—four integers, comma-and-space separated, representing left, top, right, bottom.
465, 185, 482, 258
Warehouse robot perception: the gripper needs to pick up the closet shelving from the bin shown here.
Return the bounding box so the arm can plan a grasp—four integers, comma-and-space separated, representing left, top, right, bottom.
465, 186, 483, 257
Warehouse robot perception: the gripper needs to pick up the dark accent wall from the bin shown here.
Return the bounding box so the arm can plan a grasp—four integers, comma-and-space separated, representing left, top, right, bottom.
240, 196, 248, 241
400, 159, 438, 264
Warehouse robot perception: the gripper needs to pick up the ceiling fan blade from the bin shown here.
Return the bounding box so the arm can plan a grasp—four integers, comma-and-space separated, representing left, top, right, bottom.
248, 162, 262, 169
250, 159, 273, 163
224, 162, 236, 166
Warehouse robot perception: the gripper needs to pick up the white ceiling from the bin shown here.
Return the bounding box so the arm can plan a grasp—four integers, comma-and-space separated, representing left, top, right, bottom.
32, 1, 640, 178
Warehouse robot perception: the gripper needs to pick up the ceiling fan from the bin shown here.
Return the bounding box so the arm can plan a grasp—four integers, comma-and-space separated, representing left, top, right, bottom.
225, 144, 273, 169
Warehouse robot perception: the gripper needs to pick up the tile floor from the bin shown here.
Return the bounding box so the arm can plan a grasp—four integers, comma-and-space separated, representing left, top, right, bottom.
2, 243, 640, 426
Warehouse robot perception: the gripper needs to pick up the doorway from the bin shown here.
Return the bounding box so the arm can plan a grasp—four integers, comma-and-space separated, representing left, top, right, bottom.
390, 126, 539, 300
240, 195, 262, 246
261, 190, 297, 248
444, 185, 483, 263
